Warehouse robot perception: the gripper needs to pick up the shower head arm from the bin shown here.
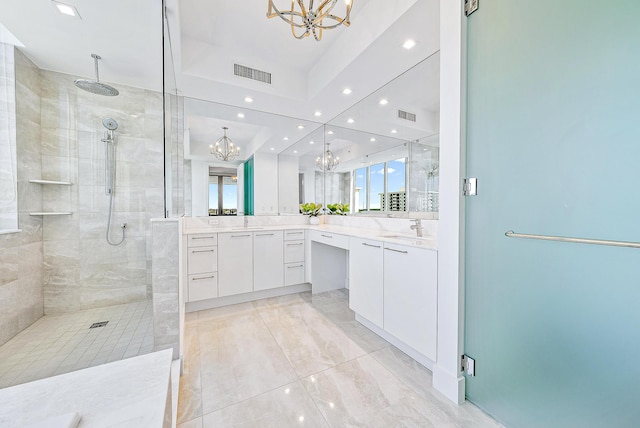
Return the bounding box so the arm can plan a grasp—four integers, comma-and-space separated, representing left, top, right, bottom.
91, 54, 101, 83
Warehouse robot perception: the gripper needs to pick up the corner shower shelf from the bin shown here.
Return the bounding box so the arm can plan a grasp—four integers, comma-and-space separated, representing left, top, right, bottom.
29, 212, 73, 216
29, 179, 73, 185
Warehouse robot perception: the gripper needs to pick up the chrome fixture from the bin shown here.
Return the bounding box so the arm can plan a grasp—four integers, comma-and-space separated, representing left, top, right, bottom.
410, 218, 423, 237
74, 54, 119, 96
101, 118, 126, 246
267, 0, 353, 41
505, 230, 640, 249
316, 143, 339, 171
210, 127, 240, 162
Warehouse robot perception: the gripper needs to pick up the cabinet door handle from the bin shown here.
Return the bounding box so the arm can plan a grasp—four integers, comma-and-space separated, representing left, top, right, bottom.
287, 232, 303, 235
287, 265, 304, 269
362, 243, 381, 248
385, 247, 408, 254
192, 236, 215, 240
321, 234, 333, 238
191, 249, 215, 253
287, 243, 304, 246
231, 234, 251, 238
255, 233, 274, 236
191, 275, 215, 281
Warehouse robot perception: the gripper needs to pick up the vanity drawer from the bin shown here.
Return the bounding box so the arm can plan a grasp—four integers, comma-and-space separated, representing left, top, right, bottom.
284, 229, 305, 241
284, 240, 305, 263
310, 230, 349, 249
188, 272, 218, 301
187, 233, 218, 248
187, 246, 217, 274
284, 262, 305, 286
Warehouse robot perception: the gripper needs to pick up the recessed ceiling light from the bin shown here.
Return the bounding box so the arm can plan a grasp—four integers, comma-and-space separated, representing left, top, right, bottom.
314, 111, 322, 117
391, 129, 398, 134
244, 96, 253, 103
347, 118, 354, 124
403, 39, 416, 50
51, 1, 81, 18
237, 113, 245, 118
283, 137, 289, 141
309, 141, 315, 145
342, 88, 352, 95
270, 147, 275, 151
297, 125, 305, 129
327, 130, 334, 135
379, 99, 389, 105
293, 150, 298, 154
369, 137, 376, 142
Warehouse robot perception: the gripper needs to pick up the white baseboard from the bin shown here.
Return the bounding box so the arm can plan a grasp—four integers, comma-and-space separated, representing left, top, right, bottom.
185, 283, 311, 312
433, 363, 466, 404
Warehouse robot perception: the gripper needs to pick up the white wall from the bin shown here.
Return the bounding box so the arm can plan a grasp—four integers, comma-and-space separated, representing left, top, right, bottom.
191, 160, 209, 217
253, 152, 278, 215
278, 154, 299, 214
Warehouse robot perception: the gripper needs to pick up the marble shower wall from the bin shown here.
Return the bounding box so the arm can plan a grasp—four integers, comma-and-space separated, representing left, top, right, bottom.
0, 47, 44, 346
40, 70, 164, 314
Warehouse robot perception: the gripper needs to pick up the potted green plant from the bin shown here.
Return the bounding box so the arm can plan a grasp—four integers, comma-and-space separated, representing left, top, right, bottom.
326, 203, 350, 215
300, 202, 323, 224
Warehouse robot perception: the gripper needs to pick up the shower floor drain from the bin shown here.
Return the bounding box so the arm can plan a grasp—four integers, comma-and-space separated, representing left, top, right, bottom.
89, 321, 109, 329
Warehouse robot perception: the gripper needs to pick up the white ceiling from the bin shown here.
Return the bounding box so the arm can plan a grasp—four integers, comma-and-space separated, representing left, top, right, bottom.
0, 0, 440, 164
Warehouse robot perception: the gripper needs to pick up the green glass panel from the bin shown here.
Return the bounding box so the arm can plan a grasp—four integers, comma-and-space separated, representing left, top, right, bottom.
243, 157, 254, 216
465, 1, 640, 426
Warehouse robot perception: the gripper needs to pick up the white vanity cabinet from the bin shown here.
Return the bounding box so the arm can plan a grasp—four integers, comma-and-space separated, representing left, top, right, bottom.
218, 232, 253, 297
349, 237, 384, 328
254, 231, 284, 291
284, 229, 305, 286
383, 243, 437, 361
186, 233, 218, 302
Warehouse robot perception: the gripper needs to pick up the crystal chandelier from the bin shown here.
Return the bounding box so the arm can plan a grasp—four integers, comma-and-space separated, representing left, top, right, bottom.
210, 127, 240, 162
267, 0, 353, 41
316, 143, 339, 171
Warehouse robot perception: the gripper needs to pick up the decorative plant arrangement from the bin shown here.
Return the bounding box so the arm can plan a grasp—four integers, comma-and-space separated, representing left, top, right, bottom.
300, 202, 323, 217
326, 203, 350, 215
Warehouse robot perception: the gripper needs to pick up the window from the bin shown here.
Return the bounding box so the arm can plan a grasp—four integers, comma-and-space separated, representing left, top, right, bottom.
209, 175, 237, 216
353, 157, 407, 213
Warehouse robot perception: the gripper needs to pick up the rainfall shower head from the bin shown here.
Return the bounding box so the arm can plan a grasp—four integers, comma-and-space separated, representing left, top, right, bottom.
74, 54, 119, 96
102, 118, 118, 131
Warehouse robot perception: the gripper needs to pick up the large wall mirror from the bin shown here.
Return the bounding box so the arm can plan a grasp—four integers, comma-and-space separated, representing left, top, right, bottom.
181, 52, 439, 218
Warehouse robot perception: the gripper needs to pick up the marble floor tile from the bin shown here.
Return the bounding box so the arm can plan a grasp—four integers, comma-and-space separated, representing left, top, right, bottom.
177, 324, 202, 425
198, 311, 298, 414
202, 381, 329, 428
257, 301, 368, 378
370, 347, 502, 427
177, 416, 202, 428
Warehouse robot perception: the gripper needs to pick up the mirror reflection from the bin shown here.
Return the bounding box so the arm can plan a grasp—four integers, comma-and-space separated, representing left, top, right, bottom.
182, 53, 440, 218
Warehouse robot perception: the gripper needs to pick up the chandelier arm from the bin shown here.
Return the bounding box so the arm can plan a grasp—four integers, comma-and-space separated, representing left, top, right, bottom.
313, 0, 338, 22
315, 13, 352, 29
267, 2, 308, 27
297, 0, 309, 17
292, 23, 310, 39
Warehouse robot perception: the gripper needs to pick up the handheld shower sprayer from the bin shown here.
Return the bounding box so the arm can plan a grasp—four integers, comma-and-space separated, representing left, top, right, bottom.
101, 117, 126, 246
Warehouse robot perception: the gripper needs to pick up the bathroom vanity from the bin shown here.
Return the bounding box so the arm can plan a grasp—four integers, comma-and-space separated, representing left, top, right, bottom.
176, 216, 438, 368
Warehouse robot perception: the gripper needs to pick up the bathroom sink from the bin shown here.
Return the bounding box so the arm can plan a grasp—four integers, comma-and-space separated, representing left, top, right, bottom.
380, 235, 433, 245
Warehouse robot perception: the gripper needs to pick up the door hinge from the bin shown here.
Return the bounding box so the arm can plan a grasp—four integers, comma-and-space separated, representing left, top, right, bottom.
463, 177, 478, 196
461, 354, 476, 376
464, 0, 479, 17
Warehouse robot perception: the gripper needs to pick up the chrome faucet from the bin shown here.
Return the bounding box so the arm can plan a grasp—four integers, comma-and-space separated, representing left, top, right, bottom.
410, 219, 423, 237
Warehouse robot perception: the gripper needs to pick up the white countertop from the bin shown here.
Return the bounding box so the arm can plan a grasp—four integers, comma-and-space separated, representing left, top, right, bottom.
0, 349, 173, 428
184, 223, 437, 250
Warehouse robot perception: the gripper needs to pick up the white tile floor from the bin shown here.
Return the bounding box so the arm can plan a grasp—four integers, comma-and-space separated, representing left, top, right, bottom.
177, 290, 503, 428
0, 300, 154, 389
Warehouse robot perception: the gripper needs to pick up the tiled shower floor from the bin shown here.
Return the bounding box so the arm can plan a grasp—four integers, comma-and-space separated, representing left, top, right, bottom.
0, 300, 154, 389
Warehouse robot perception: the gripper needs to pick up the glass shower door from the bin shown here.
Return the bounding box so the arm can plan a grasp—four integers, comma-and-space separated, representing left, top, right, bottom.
464, 1, 640, 427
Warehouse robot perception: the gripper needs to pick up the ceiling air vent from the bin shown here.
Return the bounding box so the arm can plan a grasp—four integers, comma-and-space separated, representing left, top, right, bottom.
397, 109, 417, 122
234, 64, 272, 84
